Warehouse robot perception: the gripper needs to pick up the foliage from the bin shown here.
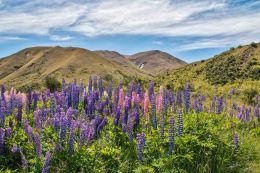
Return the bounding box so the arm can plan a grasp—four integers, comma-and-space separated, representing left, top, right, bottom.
45, 76, 61, 92
0, 77, 259, 173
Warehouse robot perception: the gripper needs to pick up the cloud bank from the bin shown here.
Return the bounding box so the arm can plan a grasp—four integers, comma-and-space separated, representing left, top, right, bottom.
0, 0, 260, 50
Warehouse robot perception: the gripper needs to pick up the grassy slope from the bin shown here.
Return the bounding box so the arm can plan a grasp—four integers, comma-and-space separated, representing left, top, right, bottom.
0, 47, 152, 90
128, 50, 187, 75
157, 43, 260, 97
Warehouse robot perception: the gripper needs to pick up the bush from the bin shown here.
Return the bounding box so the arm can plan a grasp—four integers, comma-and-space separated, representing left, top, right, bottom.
103, 74, 113, 82
242, 88, 258, 104
250, 42, 257, 48
45, 76, 61, 92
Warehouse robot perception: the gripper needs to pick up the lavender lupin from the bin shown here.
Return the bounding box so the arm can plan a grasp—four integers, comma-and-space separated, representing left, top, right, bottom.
215, 96, 223, 114
234, 133, 239, 148
98, 78, 103, 96
68, 122, 76, 153
136, 133, 145, 162
42, 151, 52, 173
97, 117, 107, 132
177, 109, 183, 136
254, 105, 259, 122
20, 151, 28, 171
33, 133, 42, 158
6, 127, 12, 137
59, 112, 67, 140
168, 116, 174, 154
0, 105, 5, 127
27, 126, 33, 142
0, 128, 5, 154
150, 94, 157, 129
16, 98, 23, 125
113, 106, 120, 126
176, 91, 182, 106
183, 84, 190, 113
34, 111, 41, 130
127, 118, 133, 141
67, 107, 73, 128
159, 99, 165, 139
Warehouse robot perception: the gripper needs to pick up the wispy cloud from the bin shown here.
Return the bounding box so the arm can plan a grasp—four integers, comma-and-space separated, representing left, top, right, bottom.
0, 0, 259, 51
50, 35, 73, 41
152, 41, 163, 45
0, 36, 27, 42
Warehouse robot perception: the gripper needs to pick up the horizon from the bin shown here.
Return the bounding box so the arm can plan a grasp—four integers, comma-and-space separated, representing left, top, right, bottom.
1, 0, 260, 63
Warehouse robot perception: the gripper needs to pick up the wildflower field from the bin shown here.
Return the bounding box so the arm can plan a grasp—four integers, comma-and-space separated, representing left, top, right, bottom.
0, 76, 259, 173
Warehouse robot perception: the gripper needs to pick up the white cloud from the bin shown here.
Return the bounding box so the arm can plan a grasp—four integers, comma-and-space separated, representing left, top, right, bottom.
69, 0, 227, 36
175, 35, 260, 51
152, 41, 163, 45
50, 35, 73, 41
0, 36, 26, 42
0, 2, 88, 35
0, 0, 259, 50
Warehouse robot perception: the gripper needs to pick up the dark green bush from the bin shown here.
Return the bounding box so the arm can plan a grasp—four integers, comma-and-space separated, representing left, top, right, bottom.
250, 42, 257, 48
242, 88, 258, 104
103, 74, 113, 82
45, 76, 61, 92
205, 56, 241, 85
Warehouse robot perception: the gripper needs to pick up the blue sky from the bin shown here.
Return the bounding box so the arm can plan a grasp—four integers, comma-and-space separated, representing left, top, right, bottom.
0, 0, 260, 63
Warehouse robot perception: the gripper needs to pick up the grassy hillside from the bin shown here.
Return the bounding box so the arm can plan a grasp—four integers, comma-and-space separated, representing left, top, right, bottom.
0, 47, 152, 91
157, 43, 260, 102
128, 50, 187, 74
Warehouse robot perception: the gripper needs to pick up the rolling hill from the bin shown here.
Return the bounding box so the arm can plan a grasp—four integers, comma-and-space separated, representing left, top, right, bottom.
157, 42, 260, 96
0, 46, 185, 90
128, 50, 187, 74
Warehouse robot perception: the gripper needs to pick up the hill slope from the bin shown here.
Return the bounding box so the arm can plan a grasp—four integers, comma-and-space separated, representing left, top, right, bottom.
0, 47, 151, 90
157, 43, 260, 94
0, 47, 186, 90
128, 50, 187, 74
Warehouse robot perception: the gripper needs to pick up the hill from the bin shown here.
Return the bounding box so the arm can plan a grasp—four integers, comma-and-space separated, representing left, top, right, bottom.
0, 47, 186, 90
0, 47, 149, 90
157, 43, 260, 97
128, 50, 187, 74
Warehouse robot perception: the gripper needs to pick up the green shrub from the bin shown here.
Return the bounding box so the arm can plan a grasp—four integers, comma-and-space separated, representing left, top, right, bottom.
103, 74, 113, 82
250, 42, 257, 48
242, 88, 258, 104
45, 76, 61, 92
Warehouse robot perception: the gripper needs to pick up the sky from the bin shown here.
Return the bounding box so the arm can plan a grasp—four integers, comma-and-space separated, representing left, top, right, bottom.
0, 0, 260, 63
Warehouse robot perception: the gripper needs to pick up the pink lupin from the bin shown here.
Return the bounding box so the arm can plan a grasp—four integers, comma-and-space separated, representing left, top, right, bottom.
143, 90, 149, 121
119, 88, 125, 108
156, 94, 161, 113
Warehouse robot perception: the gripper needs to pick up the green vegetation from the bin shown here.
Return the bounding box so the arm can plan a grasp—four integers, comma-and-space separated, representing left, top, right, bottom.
45, 76, 61, 92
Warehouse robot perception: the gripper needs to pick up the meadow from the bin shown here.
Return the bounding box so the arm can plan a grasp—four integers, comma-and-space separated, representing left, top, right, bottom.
0, 76, 259, 173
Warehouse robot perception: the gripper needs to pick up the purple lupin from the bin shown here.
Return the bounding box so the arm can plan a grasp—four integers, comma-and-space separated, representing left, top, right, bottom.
168, 116, 174, 154
183, 84, 190, 113
68, 121, 76, 153
234, 133, 239, 148
42, 151, 52, 173
136, 133, 145, 162
0, 128, 5, 154
177, 109, 183, 136
150, 94, 157, 129
33, 133, 42, 159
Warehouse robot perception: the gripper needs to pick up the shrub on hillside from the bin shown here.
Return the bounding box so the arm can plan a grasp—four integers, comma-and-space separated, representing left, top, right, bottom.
242, 88, 258, 104
45, 76, 61, 92
205, 56, 241, 85
251, 42, 257, 48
